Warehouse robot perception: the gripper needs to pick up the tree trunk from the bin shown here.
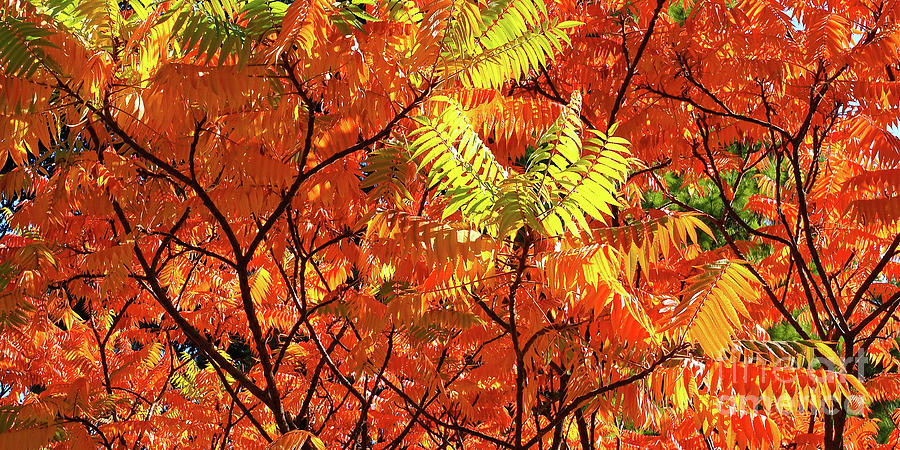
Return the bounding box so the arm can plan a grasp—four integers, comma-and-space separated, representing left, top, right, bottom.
824, 408, 846, 450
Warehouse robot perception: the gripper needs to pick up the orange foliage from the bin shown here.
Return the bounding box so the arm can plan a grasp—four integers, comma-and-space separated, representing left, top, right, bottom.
1, 0, 900, 448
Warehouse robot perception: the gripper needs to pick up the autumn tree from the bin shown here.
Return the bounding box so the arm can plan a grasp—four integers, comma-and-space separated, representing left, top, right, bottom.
537, 0, 900, 448
0, 0, 898, 449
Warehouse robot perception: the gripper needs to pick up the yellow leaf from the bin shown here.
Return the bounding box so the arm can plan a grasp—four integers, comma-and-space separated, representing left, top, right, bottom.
268, 430, 325, 450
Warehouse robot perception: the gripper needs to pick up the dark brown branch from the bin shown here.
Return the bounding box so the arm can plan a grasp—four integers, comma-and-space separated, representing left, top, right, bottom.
845, 233, 900, 317
207, 357, 273, 442
851, 291, 900, 337
109, 200, 270, 402
380, 378, 514, 448
607, 0, 665, 129
523, 345, 686, 448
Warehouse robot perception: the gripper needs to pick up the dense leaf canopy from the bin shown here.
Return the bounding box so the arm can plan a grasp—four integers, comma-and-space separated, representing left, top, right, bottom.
1, 0, 900, 448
